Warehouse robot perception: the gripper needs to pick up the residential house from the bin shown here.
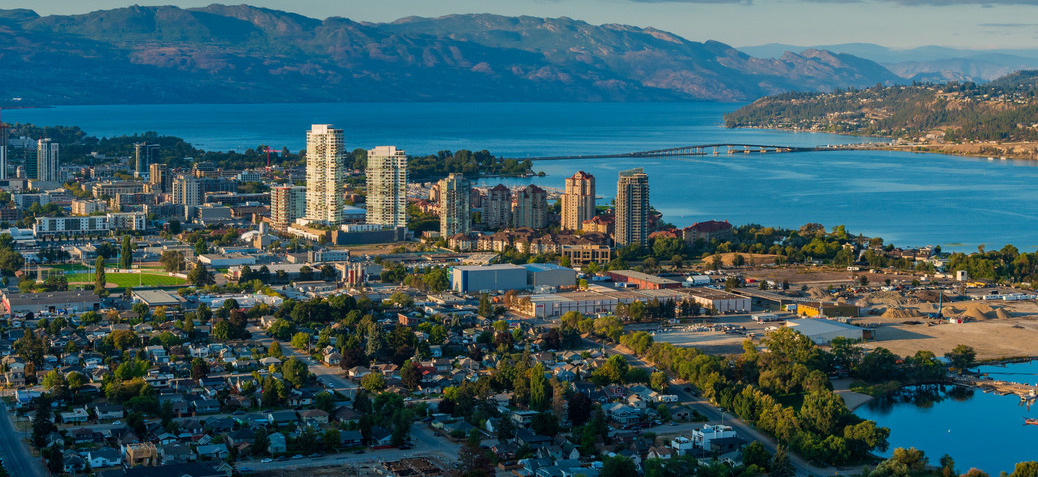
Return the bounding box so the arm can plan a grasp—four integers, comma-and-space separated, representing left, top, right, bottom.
93, 403, 125, 420
86, 447, 122, 468
267, 432, 287, 454
195, 443, 229, 461
158, 443, 195, 464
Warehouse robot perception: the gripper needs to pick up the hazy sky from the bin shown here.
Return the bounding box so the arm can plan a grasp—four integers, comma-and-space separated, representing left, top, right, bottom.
10, 0, 1038, 49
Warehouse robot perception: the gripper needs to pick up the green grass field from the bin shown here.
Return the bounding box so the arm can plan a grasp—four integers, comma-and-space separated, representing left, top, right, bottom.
50, 264, 91, 272
66, 272, 187, 287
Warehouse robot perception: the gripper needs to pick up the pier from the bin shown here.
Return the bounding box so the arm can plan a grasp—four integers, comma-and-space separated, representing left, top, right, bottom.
952, 375, 1038, 402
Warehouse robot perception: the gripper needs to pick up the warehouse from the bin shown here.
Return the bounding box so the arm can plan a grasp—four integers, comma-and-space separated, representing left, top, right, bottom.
451, 264, 528, 293
678, 288, 751, 314
523, 263, 577, 289
2, 290, 101, 315
606, 270, 682, 290
785, 318, 871, 344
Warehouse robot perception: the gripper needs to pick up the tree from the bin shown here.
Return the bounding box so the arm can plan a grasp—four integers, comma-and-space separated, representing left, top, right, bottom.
282, 357, 310, 388
529, 363, 549, 410
188, 263, 215, 287
401, 360, 422, 391
478, 293, 492, 317
291, 332, 310, 350
94, 255, 107, 295
945, 344, 976, 371
568, 392, 593, 425
268, 341, 283, 358
191, 358, 209, 381
770, 446, 795, 477
649, 371, 669, 393
160, 251, 186, 272
742, 441, 772, 471
120, 235, 133, 269
601, 456, 637, 477
361, 371, 387, 392
800, 390, 849, 436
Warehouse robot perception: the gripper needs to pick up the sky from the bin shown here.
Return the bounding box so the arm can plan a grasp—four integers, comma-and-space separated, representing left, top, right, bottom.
8, 0, 1038, 49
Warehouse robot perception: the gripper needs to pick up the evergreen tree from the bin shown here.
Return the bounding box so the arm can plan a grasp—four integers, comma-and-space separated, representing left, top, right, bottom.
94, 255, 106, 296
120, 235, 133, 269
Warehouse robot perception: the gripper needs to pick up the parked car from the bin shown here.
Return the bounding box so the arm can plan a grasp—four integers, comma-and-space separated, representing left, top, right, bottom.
261, 458, 273, 463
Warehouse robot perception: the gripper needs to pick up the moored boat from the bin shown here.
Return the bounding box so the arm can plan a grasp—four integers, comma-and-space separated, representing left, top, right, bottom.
1025, 418, 1038, 426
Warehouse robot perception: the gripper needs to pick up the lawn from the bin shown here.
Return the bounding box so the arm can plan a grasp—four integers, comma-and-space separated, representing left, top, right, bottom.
50, 264, 91, 272
66, 272, 187, 287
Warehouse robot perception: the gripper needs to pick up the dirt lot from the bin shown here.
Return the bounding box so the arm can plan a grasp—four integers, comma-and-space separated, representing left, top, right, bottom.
742, 265, 929, 287
857, 316, 1038, 361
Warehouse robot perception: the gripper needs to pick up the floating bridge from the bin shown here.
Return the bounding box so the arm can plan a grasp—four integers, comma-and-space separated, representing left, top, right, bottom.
518, 143, 828, 161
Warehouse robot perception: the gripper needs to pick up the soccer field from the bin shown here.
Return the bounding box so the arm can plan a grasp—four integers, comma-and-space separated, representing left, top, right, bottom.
66, 272, 187, 287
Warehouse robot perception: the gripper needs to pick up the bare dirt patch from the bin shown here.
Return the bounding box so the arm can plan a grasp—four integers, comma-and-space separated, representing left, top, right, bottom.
858, 317, 1038, 361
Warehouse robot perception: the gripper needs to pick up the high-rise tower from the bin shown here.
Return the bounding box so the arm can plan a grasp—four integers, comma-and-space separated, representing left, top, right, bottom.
305, 124, 345, 225
37, 139, 59, 182
615, 167, 649, 247
561, 171, 595, 231
365, 146, 408, 228
439, 173, 471, 237
134, 143, 159, 179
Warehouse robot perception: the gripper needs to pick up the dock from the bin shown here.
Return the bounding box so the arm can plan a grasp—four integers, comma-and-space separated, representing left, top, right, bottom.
952, 375, 1038, 401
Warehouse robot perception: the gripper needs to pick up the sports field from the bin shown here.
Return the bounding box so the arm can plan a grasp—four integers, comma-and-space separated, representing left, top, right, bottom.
66, 272, 187, 287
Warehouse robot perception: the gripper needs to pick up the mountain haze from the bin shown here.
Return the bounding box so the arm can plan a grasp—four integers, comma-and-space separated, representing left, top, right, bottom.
0, 5, 905, 105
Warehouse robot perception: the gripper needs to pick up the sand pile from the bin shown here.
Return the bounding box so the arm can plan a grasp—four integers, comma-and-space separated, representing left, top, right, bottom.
859, 291, 915, 308
960, 308, 990, 322
806, 287, 829, 299
995, 308, 1013, 320
882, 307, 924, 319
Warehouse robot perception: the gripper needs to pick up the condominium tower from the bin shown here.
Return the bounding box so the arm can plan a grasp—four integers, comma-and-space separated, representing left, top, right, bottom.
365, 146, 408, 228
439, 173, 471, 237
615, 167, 649, 247
484, 184, 512, 229
511, 184, 548, 229
305, 124, 345, 225
171, 174, 203, 207
0, 113, 7, 180
271, 185, 307, 231
134, 143, 159, 179
37, 138, 60, 182
561, 171, 595, 231
149, 163, 169, 194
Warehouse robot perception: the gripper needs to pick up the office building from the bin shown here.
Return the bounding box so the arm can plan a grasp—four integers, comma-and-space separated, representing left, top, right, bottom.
365, 146, 408, 228
270, 185, 306, 231
134, 143, 158, 179
305, 124, 345, 225
561, 171, 595, 231
149, 163, 169, 193
615, 167, 649, 247
172, 174, 203, 207
438, 173, 471, 237
511, 184, 548, 229
36, 139, 59, 182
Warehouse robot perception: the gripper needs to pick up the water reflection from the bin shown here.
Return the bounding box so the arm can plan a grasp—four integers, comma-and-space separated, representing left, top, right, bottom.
866, 385, 975, 416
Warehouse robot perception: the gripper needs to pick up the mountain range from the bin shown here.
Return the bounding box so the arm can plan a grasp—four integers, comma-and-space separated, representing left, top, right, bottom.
739, 43, 1038, 83
0, 5, 908, 105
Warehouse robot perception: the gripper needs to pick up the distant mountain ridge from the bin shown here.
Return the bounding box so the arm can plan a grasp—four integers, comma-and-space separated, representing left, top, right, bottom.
739, 43, 1038, 83
0, 5, 906, 105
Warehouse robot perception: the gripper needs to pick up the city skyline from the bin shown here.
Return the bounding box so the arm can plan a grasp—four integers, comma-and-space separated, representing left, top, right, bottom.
12, 0, 1038, 49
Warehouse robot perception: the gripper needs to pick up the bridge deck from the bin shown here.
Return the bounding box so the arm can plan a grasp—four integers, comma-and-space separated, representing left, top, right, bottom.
512, 143, 832, 161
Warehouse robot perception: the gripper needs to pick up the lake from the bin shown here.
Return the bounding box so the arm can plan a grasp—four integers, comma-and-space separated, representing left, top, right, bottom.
856, 361, 1038, 473
8, 102, 1038, 251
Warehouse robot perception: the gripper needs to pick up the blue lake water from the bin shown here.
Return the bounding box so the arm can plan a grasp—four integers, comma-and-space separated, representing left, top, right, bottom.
8, 102, 1038, 252
856, 361, 1038, 473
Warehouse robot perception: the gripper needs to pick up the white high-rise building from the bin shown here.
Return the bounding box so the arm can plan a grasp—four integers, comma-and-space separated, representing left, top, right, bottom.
37, 139, 59, 182
561, 171, 595, 231
0, 113, 7, 180
365, 146, 408, 228
271, 185, 307, 231
171, 174, 203, 207
305, 124, 345, 225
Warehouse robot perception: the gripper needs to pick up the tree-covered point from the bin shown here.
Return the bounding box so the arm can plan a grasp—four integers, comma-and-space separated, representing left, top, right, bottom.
8, 123, 531, 178
724, 72, 1038, 142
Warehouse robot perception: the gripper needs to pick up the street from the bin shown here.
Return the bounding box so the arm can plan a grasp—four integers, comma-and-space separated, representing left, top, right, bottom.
0, 405, 46, 477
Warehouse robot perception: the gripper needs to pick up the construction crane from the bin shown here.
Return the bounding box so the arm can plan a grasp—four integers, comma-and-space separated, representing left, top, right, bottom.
261, 146, 277, 168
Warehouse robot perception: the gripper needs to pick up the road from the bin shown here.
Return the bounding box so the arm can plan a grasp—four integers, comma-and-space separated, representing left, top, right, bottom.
596, 339, 845, 477
247, 325, 354, 391
0, 406, 46, 477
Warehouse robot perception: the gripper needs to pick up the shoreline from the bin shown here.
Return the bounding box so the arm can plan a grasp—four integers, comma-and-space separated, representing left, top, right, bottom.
730, 125, 1038, 162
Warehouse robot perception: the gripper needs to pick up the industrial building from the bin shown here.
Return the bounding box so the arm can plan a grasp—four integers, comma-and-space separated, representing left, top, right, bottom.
794, 303, 860, 318
2, 290, 101, 315
785, 318, 871, 344
450, 264, 528, 293
523, 263, 577, 289
677, 288, 751, 313
606, 270, 681, 290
